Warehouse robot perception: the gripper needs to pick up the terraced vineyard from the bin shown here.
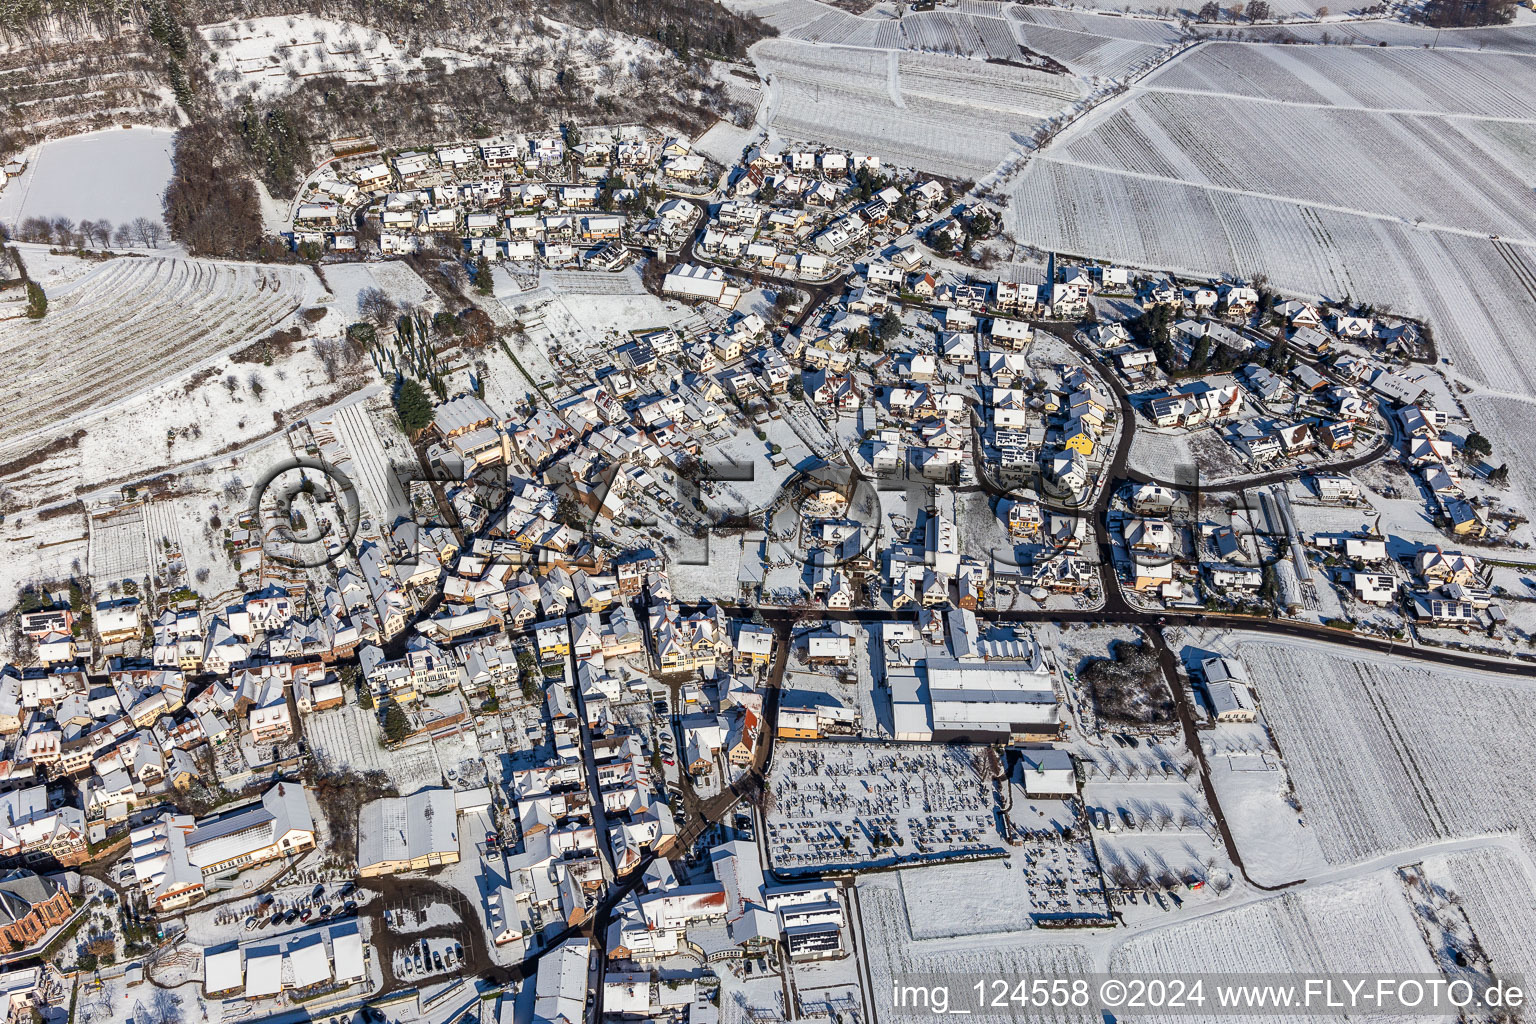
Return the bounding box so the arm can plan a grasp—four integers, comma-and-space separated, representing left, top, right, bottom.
0, 251, 318, 448
758, 38, 1084, 177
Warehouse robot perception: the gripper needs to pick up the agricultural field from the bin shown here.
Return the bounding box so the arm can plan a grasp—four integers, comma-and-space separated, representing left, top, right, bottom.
1006, 150, 1536, 462
1107, 873, 1440, 1012
732, 0, 1187, 75
0, 248, 321, 447
856, 877, 1099, 1024
1423, 845, 1536, 978
1142, 42, 1536, 118
1219, 636, 1536, 868
1008, 34, 1536, 405
1007, 5, 1189, 46
1054, 92, 1536, 239
1241, 20, 1536, 50
757, 36, 1089, 177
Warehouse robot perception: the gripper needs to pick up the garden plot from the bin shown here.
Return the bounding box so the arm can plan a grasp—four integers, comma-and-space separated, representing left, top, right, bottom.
1107, 873, 1440, 1010
323, 397, 413, 523
856, 878, 1098, 1024
87, 505, 151, 590
305, 703, 390, 776
0, 248, 320, 449
765, 742, 1001, 873
1225, 635, 1536, 868
323, 261, 439, 322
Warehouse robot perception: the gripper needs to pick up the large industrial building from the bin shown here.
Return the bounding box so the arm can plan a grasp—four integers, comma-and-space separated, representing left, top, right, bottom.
890, 656, 1061, 743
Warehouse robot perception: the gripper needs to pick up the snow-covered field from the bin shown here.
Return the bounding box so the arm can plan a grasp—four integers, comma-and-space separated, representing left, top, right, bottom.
1424, 845, 1536, 979
0, 248, 322, 448
0, 126, 174, 229
1107, 873, 1440, 1023
1207, 634, 1536, 871
1006, 36, 1536, 412
1144, 41, 1536, 117
857, 876, 1098, 1024
753, 38, 1085, 177
1204, 730, 1328, 887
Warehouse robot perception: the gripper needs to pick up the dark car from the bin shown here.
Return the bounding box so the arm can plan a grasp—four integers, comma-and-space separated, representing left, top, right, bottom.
433, 952, 444, 971
284, 909, 300, 924
270, 912, 284, 927
343, 900, 358, 914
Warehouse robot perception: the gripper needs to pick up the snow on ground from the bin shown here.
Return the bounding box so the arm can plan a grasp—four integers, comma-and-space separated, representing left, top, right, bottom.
198, 12, 673, 107
751, 37, 1084, 178
1107, 872, 1440, 1022
1424, 844, 1536, 979
1005, 32, 1536, 430
0, 374, 380, 611
894, 821, 1109, 939
0, 247, 324, 452
695, 116, 761, 168
200, 15, 410, 104
856, 875, 1097, 1024
1203, 727, 1328, 887
307, 701, 392, 776
1191, 632, 1536, 872
0, 126, 174, 230
322, 261, 440, 323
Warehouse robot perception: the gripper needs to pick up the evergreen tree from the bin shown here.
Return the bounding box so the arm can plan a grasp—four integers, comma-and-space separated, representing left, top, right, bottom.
395, 377, 434, 436
24, 281, 46, 319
